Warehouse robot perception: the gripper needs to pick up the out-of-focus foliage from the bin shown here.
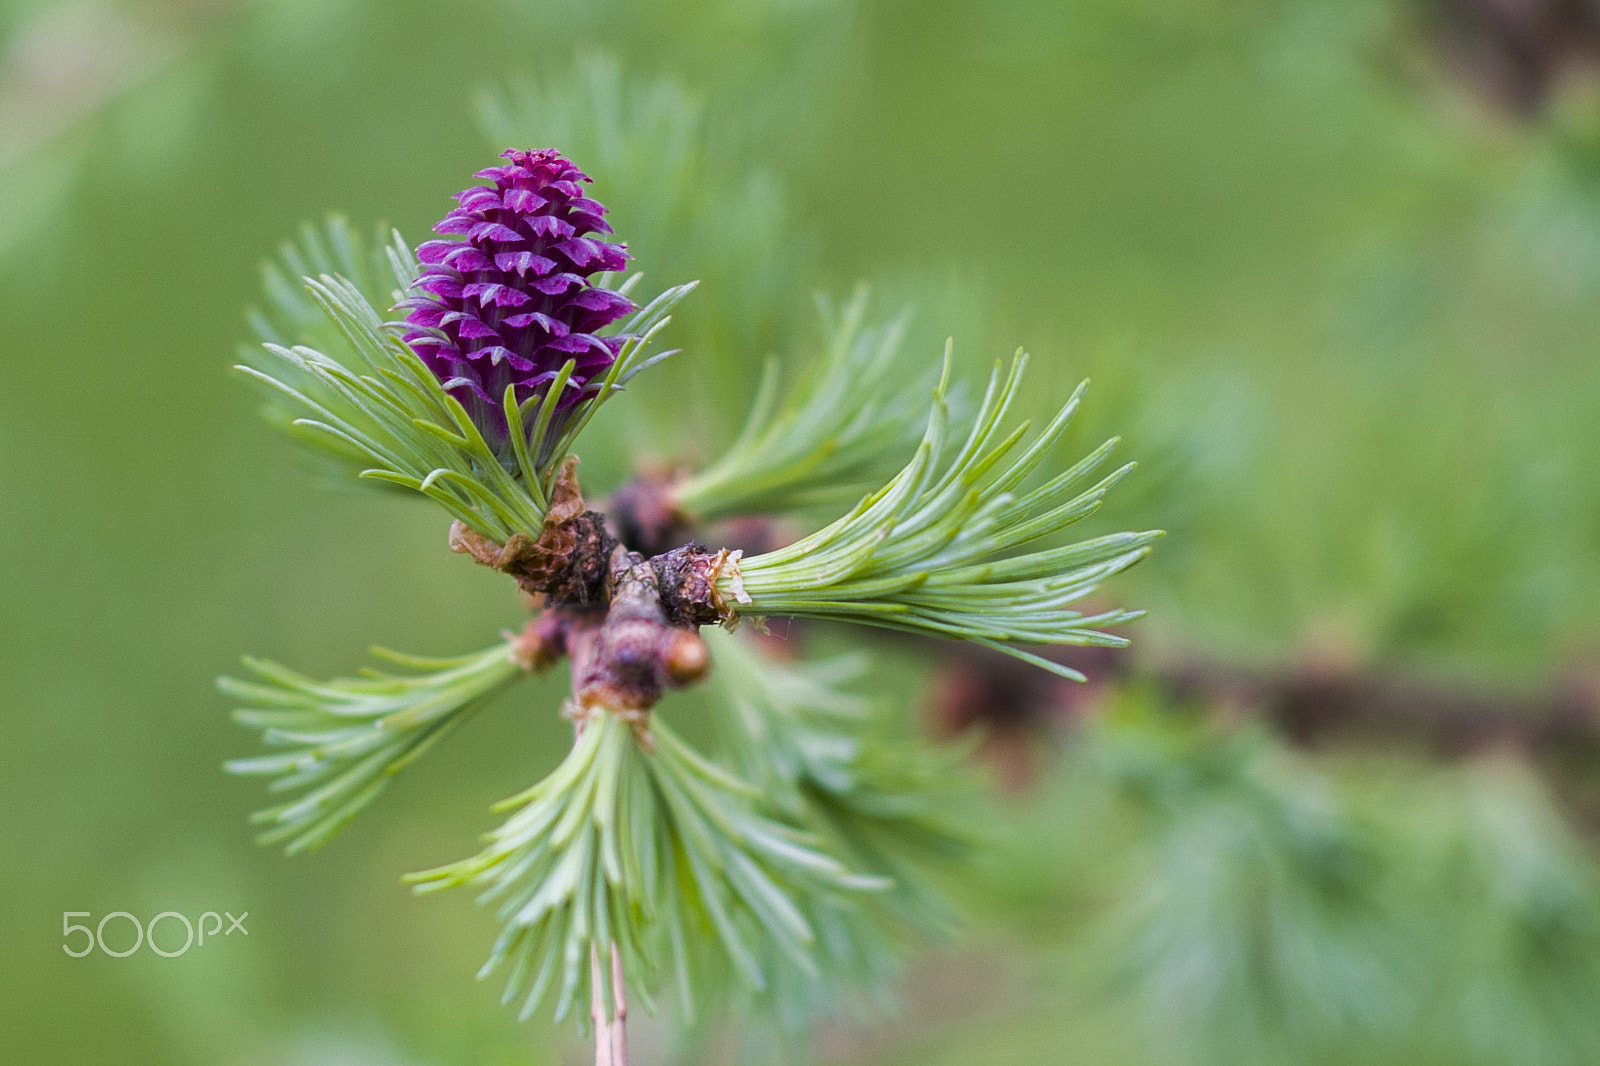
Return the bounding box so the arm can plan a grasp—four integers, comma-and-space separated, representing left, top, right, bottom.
5, 0, 1600, 1064
953, 698, 1600, 1066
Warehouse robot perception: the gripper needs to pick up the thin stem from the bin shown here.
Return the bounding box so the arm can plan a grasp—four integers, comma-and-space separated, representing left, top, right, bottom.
610, 941, 629, 1066
587, 940, 628, 1066
590, 943, 613, 1066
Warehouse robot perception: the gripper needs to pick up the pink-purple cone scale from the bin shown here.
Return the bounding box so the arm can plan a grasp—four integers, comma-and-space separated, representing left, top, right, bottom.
402, 149, 634, 447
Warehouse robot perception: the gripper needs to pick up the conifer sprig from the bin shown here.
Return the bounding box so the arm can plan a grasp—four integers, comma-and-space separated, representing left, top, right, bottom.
237, 273, 693, 540
672, 288, 928, 521
226, 132, 1157, 1058
222, 641, 529, 854
405, 709, 888, 1025
721, 349, 1162, 678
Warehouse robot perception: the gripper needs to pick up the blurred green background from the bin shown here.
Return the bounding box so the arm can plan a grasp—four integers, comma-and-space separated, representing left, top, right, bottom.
4, 0, 1600, 1063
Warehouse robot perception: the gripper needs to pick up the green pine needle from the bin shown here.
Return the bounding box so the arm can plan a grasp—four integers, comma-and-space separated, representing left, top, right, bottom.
723, 347, 1161, 674
237, 261, 694, 541
673, 287, 930, 521
705, 628, 975, 926
405, 708, 889, 1027
222, 641, 528, 855
671, 628, 984, 1042
241, 217, 420, 483
248, 214, 418, 354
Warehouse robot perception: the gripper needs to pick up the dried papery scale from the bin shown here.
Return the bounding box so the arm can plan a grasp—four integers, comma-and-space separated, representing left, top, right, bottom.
226, 146, 1156, 1066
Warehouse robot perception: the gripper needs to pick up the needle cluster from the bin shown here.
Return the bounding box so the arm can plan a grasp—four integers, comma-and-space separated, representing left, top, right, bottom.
225, 147, 1157, 1062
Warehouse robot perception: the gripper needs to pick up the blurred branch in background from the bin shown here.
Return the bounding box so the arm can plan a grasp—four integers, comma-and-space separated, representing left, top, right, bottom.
932, 637, 1600, 789
1427, 0, 1600, 114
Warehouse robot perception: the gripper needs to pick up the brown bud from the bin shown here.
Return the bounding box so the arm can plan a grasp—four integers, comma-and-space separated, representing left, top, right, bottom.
509, 610, 589, 672
664, 630, 712, 686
